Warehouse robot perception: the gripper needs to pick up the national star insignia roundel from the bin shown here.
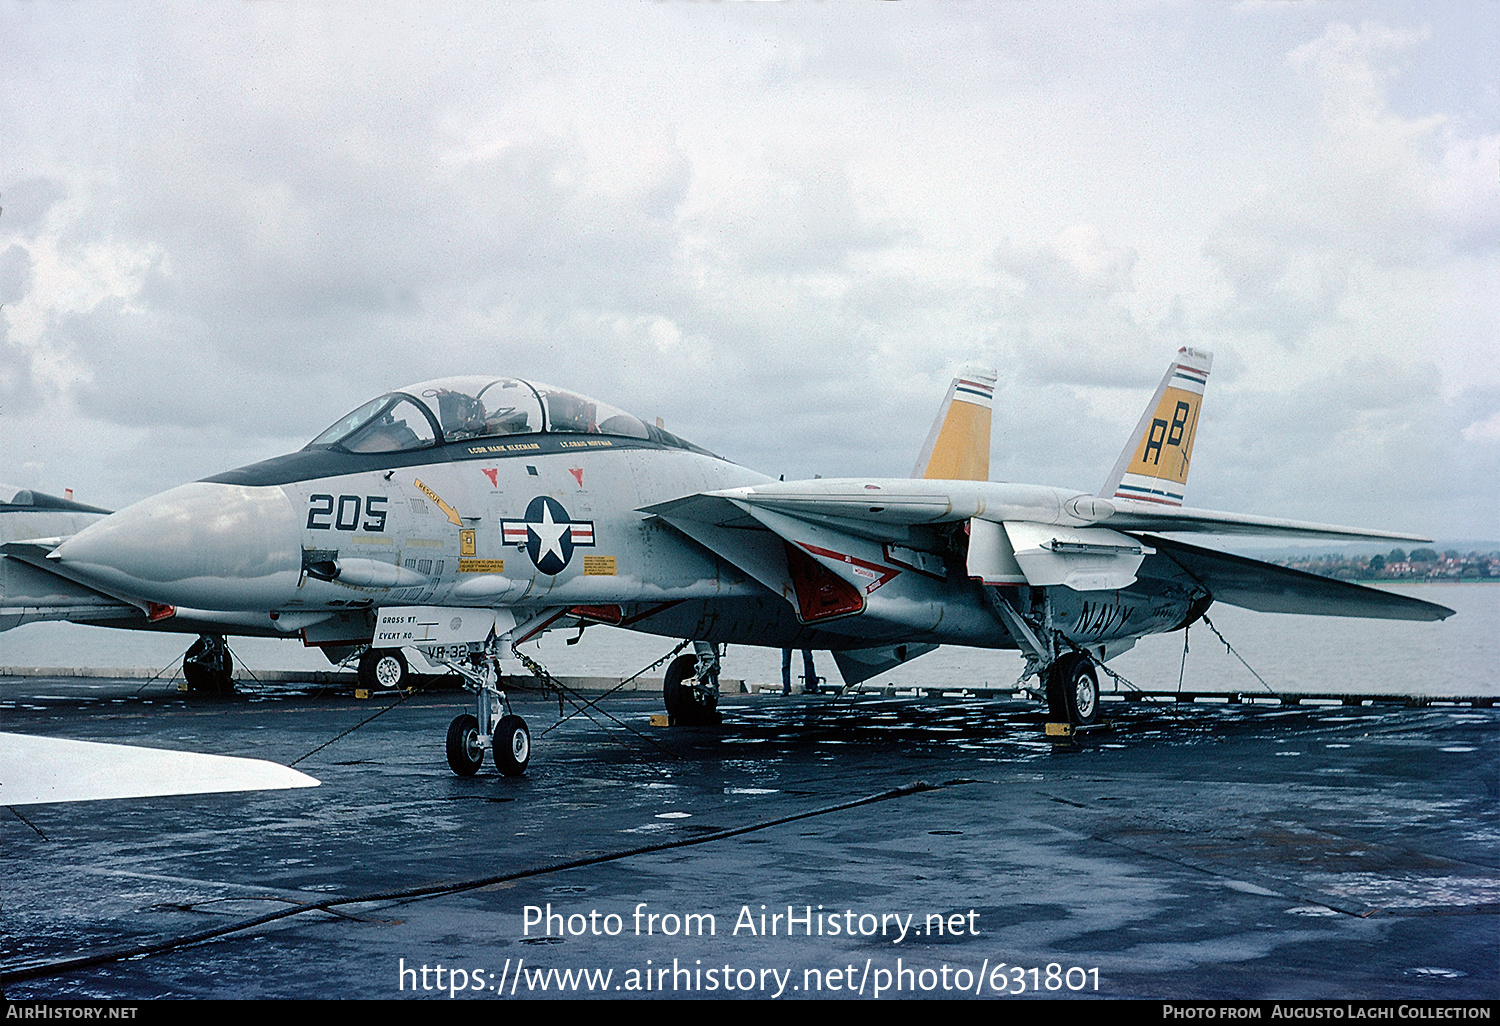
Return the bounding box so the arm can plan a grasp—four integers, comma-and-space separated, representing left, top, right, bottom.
501, 496, 595, 575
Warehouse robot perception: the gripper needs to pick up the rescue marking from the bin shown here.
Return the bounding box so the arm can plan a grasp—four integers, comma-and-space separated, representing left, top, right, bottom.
412, 479, 462, 526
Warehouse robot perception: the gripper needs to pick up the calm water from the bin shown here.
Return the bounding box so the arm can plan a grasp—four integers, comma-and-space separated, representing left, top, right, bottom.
1, 583, 1494, 697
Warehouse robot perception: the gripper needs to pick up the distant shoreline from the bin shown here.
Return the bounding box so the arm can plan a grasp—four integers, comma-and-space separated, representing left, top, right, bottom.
1348, 577, 1500, 585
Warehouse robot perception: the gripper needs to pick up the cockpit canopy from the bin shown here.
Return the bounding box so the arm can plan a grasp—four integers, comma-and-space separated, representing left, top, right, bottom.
307, 376, 700, 455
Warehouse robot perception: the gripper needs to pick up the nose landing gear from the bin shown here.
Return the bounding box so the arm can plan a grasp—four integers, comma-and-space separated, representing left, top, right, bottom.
446, 713, 484, 776
493, 714, 531, 776
438, 636, 530, 777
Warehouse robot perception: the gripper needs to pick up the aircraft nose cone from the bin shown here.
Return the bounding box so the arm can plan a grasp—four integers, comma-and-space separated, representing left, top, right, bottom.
50, 481, 301, 610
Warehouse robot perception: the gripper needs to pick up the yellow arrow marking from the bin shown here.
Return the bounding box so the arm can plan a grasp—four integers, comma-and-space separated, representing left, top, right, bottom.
413, 478, 462, 526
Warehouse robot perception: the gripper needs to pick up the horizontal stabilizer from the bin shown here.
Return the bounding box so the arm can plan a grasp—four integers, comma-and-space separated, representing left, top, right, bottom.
0, 733, 320, 805
1142, 536, 1455, 621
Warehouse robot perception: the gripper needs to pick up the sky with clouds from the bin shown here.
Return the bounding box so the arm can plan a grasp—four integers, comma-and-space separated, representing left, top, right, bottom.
2, 1, 1496, 543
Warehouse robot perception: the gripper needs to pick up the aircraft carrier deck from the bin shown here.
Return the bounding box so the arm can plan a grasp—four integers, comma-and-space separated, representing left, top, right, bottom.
2, 672, 1495, 1001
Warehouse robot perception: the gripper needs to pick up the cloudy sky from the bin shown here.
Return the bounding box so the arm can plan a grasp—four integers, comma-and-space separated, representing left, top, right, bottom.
2, 2, 1496, 542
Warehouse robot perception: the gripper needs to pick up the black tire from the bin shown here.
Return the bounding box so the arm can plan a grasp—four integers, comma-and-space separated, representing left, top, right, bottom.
1048, 653, 1100, 726
493, 714, 531, 777
359, 648, 407, 690
183, 635, 234, 695
1044, 657, 1068, 721
446, 714, 484, 776
663, 654, 719, 725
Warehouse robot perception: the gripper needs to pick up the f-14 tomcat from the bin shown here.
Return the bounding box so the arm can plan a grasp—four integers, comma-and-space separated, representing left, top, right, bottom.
0, 350, 1452, 777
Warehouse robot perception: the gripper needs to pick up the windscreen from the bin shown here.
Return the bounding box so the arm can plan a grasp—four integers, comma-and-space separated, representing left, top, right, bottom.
307, 394, 438, 453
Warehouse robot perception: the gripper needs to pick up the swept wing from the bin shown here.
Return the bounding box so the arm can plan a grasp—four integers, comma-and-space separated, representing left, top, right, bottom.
647, 480, 1452, 622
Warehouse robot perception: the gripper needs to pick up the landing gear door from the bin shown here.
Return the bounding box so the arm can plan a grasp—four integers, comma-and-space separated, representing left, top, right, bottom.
375, 605, 516, 664
966, 518, 1027, 585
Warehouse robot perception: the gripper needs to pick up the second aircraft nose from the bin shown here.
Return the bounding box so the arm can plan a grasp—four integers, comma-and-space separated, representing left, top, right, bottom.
49, 481, 302, 611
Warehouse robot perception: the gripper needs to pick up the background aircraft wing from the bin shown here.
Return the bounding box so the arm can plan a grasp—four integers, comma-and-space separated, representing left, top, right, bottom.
1139, 535, 1454, 621
0, 733, 319, 805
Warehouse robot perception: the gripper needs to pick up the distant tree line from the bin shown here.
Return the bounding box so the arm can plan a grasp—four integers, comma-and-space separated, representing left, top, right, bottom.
1273, 548, 1496, 581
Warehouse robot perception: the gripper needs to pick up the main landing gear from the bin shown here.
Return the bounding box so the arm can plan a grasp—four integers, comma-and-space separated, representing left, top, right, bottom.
438, 637, 530, 777
182, 634, 234, 695
984, 589, 1105, 728
1045, 651, 1101, 727
358, 647, 408, 690
662, 641, 722, 726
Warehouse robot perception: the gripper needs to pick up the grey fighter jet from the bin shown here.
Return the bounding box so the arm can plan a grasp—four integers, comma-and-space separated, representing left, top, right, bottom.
1, 352, 1452, 776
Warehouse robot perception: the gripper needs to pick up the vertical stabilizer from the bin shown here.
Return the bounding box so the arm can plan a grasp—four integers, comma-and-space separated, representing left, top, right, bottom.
1100, 348, 1212, 506
912, 366, 997, 480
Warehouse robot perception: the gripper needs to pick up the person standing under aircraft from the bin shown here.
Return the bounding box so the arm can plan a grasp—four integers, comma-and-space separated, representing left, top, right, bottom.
782, 648, 820, 695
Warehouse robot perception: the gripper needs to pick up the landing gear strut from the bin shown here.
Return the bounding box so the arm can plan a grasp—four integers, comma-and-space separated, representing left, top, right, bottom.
182, 634, 234, 695
663, 642, 721, 725
438, 636, 530, 777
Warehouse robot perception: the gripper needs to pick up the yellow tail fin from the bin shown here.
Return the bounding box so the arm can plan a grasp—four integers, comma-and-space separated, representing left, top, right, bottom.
912, 366, 997, 481
1100, 348, 1213, 506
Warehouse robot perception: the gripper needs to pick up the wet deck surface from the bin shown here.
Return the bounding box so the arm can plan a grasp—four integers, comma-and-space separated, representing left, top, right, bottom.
2, 676, 1496, 1000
